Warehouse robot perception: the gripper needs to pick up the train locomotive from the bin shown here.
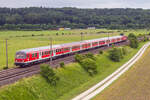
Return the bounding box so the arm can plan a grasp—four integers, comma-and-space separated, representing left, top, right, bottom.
15, 35, 127, 67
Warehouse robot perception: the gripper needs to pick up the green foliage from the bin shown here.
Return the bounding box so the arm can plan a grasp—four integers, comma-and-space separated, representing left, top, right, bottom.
109, 48, 123, 62
128, 33, 139, 48
3, 66, 8, 70
74, 54, 85, 63
122, 47, 128, 55
130, 39, 139, 48
99, 50, 103, 54
60, 62, 65, 68
85, 53, 96, 60
80, 58, 97, 76
1, 8, 150, 30
40, 64, 59, 86
0, 43, 144, 100
128, 33, 137, 40
143, 35, 149, 42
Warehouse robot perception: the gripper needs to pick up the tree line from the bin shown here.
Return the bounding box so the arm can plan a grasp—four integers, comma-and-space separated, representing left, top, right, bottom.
0, 7, 150, 30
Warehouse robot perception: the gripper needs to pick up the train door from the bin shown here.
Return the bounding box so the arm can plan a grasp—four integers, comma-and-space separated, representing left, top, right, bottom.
39, 51, 42, 59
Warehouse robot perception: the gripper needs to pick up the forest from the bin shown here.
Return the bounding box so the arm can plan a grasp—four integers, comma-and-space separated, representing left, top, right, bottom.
0, 7, 150, 30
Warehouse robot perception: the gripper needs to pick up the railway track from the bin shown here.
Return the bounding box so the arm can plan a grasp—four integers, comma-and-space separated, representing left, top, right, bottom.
0, 40, 130, 87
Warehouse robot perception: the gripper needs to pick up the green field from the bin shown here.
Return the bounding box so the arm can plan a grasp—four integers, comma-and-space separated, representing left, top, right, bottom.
0, 41, 147, 100
0, 29, 149, 69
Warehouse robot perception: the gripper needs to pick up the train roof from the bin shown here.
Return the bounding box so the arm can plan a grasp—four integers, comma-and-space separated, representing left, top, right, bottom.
17, 35, 123, 53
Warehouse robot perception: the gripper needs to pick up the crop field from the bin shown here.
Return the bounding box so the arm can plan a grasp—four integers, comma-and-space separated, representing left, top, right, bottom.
93, 45, 150, 100
0, 42, 146, 100
0, 29, 149, 69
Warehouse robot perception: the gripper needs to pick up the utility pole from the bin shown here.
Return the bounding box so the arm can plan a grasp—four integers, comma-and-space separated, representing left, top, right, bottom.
49, 37, 53, 65
108, 32, 110, 47
81, 32, 83, 41
5, 39, 8, 68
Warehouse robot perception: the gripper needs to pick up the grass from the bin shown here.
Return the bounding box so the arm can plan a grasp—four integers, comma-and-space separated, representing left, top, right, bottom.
0, 29, 149, 70
0, 41, 146, 100
93, 44, 150, 100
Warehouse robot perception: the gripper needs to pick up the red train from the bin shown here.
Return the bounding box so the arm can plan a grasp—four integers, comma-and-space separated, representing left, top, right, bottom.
15, 36, 127, 67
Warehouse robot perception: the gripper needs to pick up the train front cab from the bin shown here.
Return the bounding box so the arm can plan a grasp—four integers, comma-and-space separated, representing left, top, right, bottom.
15, 51, 28, 66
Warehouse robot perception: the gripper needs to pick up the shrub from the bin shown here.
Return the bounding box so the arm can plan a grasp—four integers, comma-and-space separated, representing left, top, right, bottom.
99, 50, 103, 54
143, 36, 149, 42
40, 64, 59, 86
80, 58, 97, 76
60, 62, 65, 68
122, 47, 128, 55
74, 54, 85, 63
120, 33, 124, 36
109, 48, 123, 62
130, 39, 139, 48
85, 53, 95, 60
3, 66, 8, 70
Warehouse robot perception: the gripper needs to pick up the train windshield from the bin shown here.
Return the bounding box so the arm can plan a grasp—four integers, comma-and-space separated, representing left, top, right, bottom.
16, 52, 26, 59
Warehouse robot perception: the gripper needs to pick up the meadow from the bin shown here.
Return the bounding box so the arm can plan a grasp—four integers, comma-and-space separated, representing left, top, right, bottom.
0, 29, 149, 69
0, 42, 146, 100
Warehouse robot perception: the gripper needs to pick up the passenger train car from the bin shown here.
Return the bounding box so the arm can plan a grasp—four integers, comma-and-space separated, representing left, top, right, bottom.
15, 35, 127, 67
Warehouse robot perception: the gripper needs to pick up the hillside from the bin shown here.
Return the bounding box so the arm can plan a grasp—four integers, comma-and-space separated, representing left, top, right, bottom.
0, 8, 150, 30
0, 42, 146, 100
94, 43, 150, 100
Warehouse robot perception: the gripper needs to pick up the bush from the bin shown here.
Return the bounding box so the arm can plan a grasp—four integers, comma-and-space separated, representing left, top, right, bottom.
109, 48, 123, 62
60, 62, 65, 68
99, 50, 103, 54
40, 64, 59, 86
74, 54, 85, 63
130, 39, 139, 48
3, 66, 8, 70
85, 53, 95, 60
143, 36, 149, 42
122, 47, 128, 55
80, 58, 97, 76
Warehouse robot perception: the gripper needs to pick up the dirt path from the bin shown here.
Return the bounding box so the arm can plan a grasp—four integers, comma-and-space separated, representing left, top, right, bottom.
94, 47, 150, 100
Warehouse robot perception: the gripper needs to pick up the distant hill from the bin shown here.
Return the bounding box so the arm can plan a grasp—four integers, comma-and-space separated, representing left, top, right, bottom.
0, 7, 150, 30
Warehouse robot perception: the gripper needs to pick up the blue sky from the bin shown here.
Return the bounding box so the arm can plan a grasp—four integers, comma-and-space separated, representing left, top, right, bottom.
0, 0, 149, 9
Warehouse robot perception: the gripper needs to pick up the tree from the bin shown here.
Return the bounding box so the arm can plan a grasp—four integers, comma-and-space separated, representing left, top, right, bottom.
40, 64, 59, 86
128, 33, 139, 48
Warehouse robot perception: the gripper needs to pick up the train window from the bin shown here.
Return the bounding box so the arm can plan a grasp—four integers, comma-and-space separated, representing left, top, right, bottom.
88, 43, 91, 46
42, 52, 44, 56
72, 46, 79, 49
82, 44, 86, 48
64, 47, 70, 51
92, 42, 97, 45
56, 49, 61, 53
35, 53, 38, 57
32, 53, 34, 58
100, 41, 105, 44
27, 54, 30, 58
16, 52, 26, 59
45, 51, 49, 55
49, 50, 52, 54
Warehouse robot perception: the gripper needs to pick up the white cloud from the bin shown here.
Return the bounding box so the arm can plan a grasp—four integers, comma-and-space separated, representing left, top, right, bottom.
0, 0, 150, 9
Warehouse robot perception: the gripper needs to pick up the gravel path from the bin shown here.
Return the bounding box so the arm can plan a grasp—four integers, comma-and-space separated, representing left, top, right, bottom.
94, 42, 150, 100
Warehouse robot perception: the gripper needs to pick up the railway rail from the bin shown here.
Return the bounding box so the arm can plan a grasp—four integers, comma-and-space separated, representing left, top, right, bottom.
0, 41, 129, 87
